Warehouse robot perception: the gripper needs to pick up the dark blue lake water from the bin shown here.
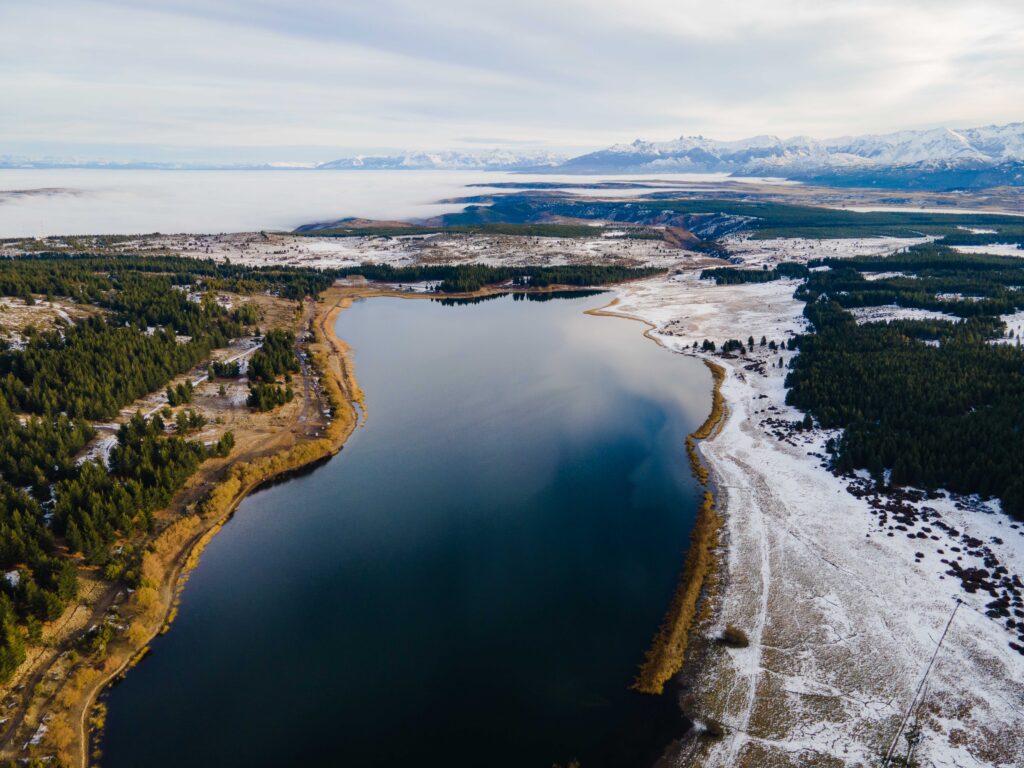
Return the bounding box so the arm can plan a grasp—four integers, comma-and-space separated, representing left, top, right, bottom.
101, 292, 710, 767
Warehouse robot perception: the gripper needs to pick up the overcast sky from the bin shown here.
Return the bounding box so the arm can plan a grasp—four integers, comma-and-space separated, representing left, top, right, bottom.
2, 0, 1023, 162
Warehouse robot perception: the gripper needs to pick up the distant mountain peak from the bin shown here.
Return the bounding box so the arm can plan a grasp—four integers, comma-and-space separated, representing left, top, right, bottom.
5, 122, 1023, 189
558, 122, 1024, 177
316, 149, 565, 171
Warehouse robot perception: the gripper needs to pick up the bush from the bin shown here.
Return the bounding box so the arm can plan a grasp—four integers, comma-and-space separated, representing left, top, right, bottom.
701, 718, 726, 739
719, 624, 750, 648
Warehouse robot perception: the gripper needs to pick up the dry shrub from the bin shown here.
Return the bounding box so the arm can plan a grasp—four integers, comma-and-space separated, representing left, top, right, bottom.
633, 363, 727, 694
719, 624, 750, 648
47, 714, 75, 763
701, 718, 726, 740
634, 491, 723, 694
140, 552, 163, 587
198, 473, 242, 519
151, 515, 202, 560
132, 586, 161, 620
58, 666, 101, 707
687, 435, 709, 485
690, 361, 726, 440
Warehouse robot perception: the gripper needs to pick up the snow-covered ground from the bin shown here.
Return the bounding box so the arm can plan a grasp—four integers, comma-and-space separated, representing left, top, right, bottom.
863, 270, 913, 281
73, 230, 688, 271
597, 263, 1024, 767
993, 310, 1024, 346
75, 432, 117, 468
148, 231, 422, 269
849, 305, 962, 325
954, 244, 1024, 258
935, 293, 987, 303
399, 231, 684, 269
617, 271, 808, 346
722, 235, 930, 267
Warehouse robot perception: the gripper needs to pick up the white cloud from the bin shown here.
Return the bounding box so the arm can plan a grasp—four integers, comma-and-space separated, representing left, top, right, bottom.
1, 0, 1022, 158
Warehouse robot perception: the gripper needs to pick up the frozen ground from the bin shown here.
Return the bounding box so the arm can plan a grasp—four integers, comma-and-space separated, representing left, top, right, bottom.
597, 257, 1024, 766
722, 235, 929, 267
0, 297, 100, 348
863, 271, 914, 281
389, 231, 685, 269
4, 230, 689, 271
954, 244, 1024, 258
993, 311, 1024, 346
75, 432, 117, 468
622, 271, 808, 347
849, 305, 962, 325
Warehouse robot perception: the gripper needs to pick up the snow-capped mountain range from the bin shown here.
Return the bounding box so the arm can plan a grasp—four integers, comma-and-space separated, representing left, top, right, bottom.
316, 149, 565, 171
4, 123, 1024, 186
0, 150, 563, 172
310, 123, 1024, 185
558, 122, 1024, 175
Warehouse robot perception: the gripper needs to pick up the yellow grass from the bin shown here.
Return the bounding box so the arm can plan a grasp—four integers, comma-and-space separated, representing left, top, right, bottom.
634, 491, 724, 694
25, 290, 364, 767
633, 359, 727, 695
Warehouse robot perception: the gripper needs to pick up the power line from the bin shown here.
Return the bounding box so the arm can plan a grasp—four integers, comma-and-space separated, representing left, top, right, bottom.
882, 598, 962, 766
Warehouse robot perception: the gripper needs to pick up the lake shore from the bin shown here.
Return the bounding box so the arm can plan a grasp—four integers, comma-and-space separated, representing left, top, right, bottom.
600, 273, 1024, 767
67, 281, 618, 766
586, 298, 735, 765
632, 359, 726, 697
0, 285, 366, 766
67, 287, 365, 767
585, 299, 728, 701
10, 261, 1021, 767
92, 283, 711, 768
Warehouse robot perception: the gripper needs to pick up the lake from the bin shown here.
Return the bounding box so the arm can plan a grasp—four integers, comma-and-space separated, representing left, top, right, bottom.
99, 291, 711, 767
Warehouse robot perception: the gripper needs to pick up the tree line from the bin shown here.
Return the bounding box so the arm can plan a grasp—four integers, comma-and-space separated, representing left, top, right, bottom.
797, 246, 1024, 318
0, 252, 334, 300
701, 262, 810, 284
248, 330, 299, 382
0, 253, 322, 680
339, 264, 663, 293
786, 295, 1024, 518
698, 242, 1024, 518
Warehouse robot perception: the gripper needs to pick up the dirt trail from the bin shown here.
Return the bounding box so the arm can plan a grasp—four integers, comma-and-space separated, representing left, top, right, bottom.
720, 454, 772, 763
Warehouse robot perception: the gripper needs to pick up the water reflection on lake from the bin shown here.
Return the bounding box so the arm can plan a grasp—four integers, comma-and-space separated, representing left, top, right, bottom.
101, 292, 711, 768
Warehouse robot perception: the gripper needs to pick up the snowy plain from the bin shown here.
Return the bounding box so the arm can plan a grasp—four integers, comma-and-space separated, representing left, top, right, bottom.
599, 244, 1024, 767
